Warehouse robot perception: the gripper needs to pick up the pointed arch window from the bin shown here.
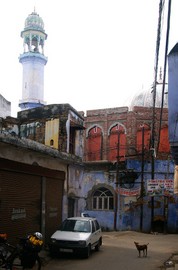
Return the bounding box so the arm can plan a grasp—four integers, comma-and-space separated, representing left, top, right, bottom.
108, 124, 126, 161
92, 187, 114, 210
87, 126, 103, 161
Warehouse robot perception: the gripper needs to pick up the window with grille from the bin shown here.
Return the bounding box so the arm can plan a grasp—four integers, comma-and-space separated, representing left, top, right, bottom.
92, 187, 114, 210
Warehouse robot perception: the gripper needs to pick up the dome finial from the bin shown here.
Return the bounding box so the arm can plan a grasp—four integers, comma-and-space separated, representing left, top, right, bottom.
33, 6, 37, 14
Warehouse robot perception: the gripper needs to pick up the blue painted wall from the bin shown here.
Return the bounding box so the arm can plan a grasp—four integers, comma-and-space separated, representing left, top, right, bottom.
80, 159, 177, 233
168, 43, 178, 164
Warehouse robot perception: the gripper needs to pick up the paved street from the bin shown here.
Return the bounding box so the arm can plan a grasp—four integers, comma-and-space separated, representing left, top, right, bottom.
42, 231, 178, 270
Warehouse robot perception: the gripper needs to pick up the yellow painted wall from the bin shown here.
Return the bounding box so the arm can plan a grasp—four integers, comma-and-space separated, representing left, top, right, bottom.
45, 118, 59, 149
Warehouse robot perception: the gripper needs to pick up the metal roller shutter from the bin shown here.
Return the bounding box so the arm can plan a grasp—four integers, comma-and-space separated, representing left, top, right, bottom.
0, 170, 41, 244
45, 177, 64, 243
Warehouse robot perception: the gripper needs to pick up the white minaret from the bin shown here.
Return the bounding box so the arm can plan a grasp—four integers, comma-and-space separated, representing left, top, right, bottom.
19, 10, 48, 110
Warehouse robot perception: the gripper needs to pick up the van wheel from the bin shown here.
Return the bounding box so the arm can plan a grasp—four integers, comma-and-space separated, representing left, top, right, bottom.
95, 242, 100, 251
95, 239, 101, 251
49, 247, 59, 258
95, 237, 102, 251
83, 245, 91, 258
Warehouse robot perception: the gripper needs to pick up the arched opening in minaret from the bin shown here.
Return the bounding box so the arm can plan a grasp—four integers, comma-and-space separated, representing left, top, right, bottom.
31, 36, 39, 52
23, 36, 44, 54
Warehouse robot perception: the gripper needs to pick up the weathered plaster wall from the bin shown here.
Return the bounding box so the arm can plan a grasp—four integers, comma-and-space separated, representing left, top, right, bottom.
0, 94, 11, 118
79, 159, 176, 232
0, 137, 67, 173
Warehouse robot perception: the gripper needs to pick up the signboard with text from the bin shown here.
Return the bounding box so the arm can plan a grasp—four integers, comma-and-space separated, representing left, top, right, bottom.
147, 179, 173, 196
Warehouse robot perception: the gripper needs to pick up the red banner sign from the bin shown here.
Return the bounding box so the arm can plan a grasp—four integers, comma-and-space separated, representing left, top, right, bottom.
118, 187, 140, 196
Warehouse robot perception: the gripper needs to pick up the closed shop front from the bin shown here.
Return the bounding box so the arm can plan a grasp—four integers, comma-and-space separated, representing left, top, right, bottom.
0, 170, 41, 243
45, 177, 64, 243
0, 158, 65, 244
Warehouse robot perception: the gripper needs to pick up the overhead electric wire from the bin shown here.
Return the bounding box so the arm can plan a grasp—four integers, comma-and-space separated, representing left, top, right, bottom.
151, 0, 165, 155
157, 0, 172, 153
150, 0, 165, 232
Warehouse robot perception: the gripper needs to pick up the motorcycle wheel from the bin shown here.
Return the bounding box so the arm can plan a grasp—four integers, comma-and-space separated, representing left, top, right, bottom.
10, 254, 41, 270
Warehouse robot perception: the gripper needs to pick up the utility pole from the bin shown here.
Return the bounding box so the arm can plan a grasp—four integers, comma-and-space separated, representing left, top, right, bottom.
150, 0, 164, 231
157, 0, 172, 152
114, 131, 120, 231
140, 125, 144, 231
150, 0, 172, 232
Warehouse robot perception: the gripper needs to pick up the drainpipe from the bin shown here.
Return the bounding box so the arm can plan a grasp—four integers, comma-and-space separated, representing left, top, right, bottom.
100, 133, 103, 160
66, 164, 70, 218
41, 176, 46, 243
66, 114, 70, 153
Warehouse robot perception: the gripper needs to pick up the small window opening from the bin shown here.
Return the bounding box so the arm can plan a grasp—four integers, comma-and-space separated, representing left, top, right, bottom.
94, 126, 98, 133
50, 139, 54, 146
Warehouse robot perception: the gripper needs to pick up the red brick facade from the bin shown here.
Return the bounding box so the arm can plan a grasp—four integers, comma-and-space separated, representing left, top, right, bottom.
84, 106, 170, 162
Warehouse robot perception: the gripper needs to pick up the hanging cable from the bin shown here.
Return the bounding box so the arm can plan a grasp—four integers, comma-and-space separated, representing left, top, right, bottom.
151, 0, 164, 153
157, 0, 172, 153
150, 0, 165, 232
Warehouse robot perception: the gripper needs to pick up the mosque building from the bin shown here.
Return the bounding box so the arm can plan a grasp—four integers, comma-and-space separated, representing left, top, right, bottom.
1, 9, 178, 239
10, 10, 178, 234
83, 74, 173, 233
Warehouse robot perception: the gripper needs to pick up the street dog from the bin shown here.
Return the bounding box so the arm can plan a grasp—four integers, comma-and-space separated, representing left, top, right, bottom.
134, 241, 149, 257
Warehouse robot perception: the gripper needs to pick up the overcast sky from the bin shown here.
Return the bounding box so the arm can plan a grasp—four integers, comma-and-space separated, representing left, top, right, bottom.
0, 0, 177, 117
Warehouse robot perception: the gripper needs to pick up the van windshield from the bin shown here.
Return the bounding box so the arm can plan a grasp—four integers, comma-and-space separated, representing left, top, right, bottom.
60, 220, 91, 232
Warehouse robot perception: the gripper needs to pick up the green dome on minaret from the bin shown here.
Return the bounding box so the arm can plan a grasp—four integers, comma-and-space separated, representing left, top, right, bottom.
24, 10, 45, 31
20, 9, 47, 55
